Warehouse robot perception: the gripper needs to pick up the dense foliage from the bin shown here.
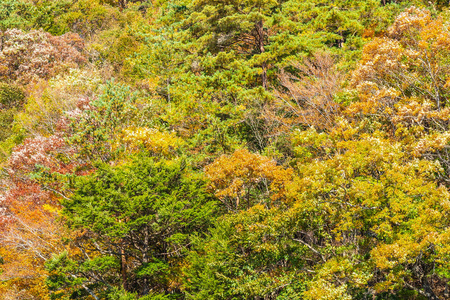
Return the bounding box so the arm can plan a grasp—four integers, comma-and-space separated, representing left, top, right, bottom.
2, 0, 450, 299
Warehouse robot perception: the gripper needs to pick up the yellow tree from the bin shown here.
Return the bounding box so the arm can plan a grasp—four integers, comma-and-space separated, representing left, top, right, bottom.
205, 149, 293, 212
349, 6, 450, 120
349, 6, 450, 183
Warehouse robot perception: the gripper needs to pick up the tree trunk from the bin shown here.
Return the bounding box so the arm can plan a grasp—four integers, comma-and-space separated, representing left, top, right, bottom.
255, 20, 267, 89
121, 247, 128, 291
118, 0, 127, 10
142, 228, 150, 295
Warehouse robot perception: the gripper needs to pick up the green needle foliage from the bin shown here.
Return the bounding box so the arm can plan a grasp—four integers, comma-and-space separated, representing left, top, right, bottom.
47, 156, 217, 298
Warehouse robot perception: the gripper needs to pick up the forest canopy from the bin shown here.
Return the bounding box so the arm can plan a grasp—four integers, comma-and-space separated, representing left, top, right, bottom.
1, 0, 450, 299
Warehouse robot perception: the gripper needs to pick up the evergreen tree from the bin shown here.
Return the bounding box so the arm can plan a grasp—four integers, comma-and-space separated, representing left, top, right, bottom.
47, 157, 217, 298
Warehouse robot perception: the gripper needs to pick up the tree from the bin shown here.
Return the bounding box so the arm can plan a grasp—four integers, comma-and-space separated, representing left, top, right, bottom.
0, 83, 25, 143
276, 52, 343, 130
68, 80, 139, 164
187, 124, 450, 299
0, 133, 75, 300
0, 29, 85, 84
349, 6, 450, 183
204, 148, 292, 212
47, 157, 217, 298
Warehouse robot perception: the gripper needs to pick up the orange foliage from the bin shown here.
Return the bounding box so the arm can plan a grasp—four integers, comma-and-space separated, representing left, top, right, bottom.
205, 149, 293, 211
348, 6, 450, 183
0, 179, 62, 300
349, 7, 450, 120
0, 133, 80, 299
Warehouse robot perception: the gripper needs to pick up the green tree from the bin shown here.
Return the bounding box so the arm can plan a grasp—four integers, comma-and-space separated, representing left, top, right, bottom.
47, 156, 217, 298
0, 0, 36, 31
68, 80, 139, 164
0, 83, 26, 159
